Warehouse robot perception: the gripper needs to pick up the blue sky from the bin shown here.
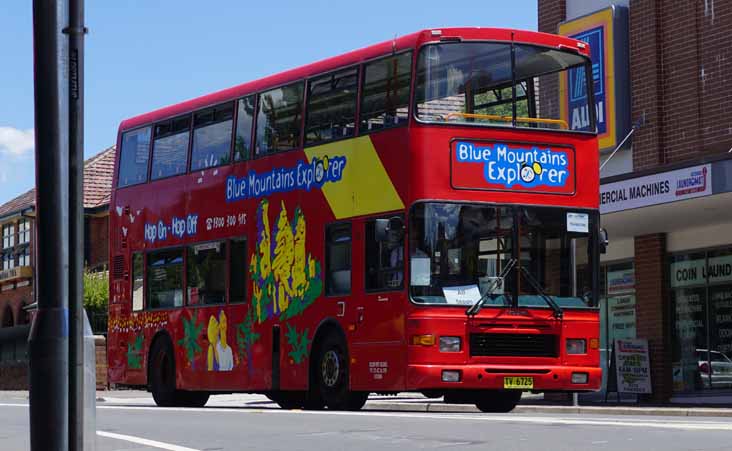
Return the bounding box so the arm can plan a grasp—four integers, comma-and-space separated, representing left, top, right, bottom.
0, 1, 537, 204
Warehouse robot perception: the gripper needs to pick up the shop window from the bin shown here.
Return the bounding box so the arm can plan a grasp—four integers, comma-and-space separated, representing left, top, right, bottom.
326, 223, 351, 296
147, 249, 184, 309
191, 103, 234, 171
234, 96, 256, 162
132, 253, 144, 311
305, 68, 358, 146
255, 81, 304, 155
365, 217, 404, 291
118, 127, 151, 187
360, 52, 412, 132
151, 116, 191, 180
187, 242, 227, 305
229, 238, 247, 304
670, 248, 732, 393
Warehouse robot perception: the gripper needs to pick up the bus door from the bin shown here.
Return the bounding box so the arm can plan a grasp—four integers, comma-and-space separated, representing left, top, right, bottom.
349, 216, 407, 391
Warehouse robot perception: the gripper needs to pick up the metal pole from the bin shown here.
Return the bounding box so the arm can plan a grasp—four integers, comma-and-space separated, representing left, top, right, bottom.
67, 0, 86, 449
570, 239, 579, 407
29, 1, 70, 450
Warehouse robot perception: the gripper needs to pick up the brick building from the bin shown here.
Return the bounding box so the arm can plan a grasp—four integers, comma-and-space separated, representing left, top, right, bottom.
539, 0, 732, 402
0, 146, 115, 329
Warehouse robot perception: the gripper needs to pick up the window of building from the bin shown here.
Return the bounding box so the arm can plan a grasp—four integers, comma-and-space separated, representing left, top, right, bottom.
256, 81, 304, 155
1, 252, 13, 271
305, 68, 358, 146
151, 116, 191, 180
191, 103, 234, 171
17, 220, 30, 244
234, 96, 256, 162
187, 242, 227, 305
360, 52, 412, 132
118, 127, 151, 187
17, 246, 30, 267
326, 223, 351, 295
132, 253, 144, 311
365, 217, 404, 291
2, 224, 15, 249
147, 249, 184, 309
229, 238, 247, 304
671, 248, 732, 393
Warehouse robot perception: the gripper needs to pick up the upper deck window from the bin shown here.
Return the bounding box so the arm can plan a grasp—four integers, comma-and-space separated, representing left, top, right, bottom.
151, 115, 191, 180
255, 81, 304, 155
118, 127, 151, 187
305, 68, 358, 146
415, 42, 594, 133
234, 95, 256, 161
360, 53, 412, 132
191, 103, 234, 171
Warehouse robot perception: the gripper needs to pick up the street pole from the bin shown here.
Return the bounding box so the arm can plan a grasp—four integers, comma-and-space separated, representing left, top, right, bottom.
29, 1, 70, 450
67, 0, 86, 449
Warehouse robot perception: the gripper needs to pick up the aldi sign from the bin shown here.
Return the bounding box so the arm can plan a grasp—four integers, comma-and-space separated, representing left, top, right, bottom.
559, 6, 630, 151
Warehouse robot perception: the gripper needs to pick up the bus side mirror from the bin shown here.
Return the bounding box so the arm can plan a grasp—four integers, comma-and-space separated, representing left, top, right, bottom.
599, 228, 609, 254
375, 217, 404, 242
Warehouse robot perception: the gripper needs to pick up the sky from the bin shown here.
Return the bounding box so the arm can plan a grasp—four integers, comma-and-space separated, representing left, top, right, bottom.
0, 0, 537, 205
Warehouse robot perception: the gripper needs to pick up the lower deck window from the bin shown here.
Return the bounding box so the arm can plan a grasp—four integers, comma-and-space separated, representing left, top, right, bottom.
187, 242, 227, 305
148, 249, 183, 309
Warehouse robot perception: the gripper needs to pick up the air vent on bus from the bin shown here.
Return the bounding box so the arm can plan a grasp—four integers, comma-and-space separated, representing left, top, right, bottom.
469, 333, 558, 358
112, 255, 125, 280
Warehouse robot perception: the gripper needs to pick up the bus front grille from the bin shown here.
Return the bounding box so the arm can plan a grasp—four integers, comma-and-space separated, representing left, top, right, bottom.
469, 333, 558, 358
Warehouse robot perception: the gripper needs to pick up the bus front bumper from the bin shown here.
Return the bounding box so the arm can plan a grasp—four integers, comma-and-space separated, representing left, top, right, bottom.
407, 364, 602, 392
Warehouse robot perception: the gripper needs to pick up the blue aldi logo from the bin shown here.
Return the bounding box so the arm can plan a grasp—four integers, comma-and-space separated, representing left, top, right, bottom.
568, 26, 605, 134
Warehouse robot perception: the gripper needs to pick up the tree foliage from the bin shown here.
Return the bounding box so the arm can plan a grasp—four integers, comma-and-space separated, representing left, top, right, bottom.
83, 270, 109, 313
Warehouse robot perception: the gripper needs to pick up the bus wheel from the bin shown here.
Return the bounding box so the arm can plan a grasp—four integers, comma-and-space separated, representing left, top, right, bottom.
149, 338, 177, 407
179, 390, 210, 407
315, 334, 366, 410
474, 390, 522, 413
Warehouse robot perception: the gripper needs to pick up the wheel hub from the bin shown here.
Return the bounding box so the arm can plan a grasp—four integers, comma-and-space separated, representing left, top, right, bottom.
321, 350, 340, 387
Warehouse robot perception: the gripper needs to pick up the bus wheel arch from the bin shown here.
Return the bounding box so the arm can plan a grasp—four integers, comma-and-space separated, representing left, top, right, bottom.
309, 319, 367, 410
148, 331, 178, 406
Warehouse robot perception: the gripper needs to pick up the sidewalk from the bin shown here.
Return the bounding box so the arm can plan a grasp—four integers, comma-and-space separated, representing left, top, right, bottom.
6, 390, 732, 418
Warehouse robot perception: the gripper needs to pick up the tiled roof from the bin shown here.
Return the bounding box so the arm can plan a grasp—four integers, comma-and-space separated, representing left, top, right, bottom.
83, 146, 116, 209
0, 146, 116, 220
0, 189, 35, 219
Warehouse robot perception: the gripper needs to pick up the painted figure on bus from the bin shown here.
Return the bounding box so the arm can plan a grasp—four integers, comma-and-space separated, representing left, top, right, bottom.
273, 201, 295, 315
207, 311, 234, 372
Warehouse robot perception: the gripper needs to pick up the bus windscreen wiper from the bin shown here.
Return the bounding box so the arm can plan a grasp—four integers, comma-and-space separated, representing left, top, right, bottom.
466, 258, 517, 317
519, 266, 563, 319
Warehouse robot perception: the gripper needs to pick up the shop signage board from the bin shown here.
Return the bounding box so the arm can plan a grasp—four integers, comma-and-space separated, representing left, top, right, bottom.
670, 254, 732, 288
559, 6, 630, 151
600, 164, 712, 214
614, 338, 652, 394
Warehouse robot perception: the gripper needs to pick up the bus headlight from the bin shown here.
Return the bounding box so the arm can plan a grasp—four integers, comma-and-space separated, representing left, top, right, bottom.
439, 336, 462, 352
566, 339, 587, 354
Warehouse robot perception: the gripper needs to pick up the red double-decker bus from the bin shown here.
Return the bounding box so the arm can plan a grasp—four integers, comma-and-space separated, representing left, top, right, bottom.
108, 27, 602, 412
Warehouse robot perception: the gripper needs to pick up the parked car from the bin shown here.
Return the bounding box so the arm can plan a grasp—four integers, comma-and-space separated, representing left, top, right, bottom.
697, 349, 732, 389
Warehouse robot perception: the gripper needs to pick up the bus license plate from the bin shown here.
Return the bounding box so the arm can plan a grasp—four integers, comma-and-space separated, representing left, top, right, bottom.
503, 376, 533, 389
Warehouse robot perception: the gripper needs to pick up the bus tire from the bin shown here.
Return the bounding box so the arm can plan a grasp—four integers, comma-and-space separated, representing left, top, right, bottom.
474, 390, 522, 413
315, 333, 365, 410
149, 337, 178, 407
179, 390, 210, 407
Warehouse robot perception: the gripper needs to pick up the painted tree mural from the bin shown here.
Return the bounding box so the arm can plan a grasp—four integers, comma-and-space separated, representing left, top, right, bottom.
178, 313, 204, 369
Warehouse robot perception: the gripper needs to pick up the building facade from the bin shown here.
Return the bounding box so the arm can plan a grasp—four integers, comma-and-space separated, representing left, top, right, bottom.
0, 146, 115, 329
539, 0, 732, 402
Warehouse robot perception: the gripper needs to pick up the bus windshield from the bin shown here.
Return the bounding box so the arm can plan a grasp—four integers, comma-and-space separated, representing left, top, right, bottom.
409, 202, 597, 308
415, 42, 594, 132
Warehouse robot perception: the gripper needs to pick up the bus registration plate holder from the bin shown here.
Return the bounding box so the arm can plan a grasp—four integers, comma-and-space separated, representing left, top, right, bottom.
503, 376, 533, 389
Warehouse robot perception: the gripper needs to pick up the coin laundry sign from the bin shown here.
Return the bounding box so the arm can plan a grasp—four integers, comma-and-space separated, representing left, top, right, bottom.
452, 140, 575, 194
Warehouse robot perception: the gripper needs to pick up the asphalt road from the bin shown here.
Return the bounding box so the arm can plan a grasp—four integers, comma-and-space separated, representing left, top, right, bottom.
2, 394, 732, 450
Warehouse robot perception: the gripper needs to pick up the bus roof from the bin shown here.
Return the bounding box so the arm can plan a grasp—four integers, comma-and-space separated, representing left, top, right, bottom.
118, 27, 590, 132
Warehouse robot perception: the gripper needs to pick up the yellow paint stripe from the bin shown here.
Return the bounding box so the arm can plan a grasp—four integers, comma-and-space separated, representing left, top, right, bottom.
305, 136, 404, 219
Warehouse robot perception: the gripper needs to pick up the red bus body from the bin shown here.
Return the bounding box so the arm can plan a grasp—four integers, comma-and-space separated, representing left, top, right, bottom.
108, 28, 601, 408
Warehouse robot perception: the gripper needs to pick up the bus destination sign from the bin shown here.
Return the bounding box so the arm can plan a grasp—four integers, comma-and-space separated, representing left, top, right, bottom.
451, 140, 575, 195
